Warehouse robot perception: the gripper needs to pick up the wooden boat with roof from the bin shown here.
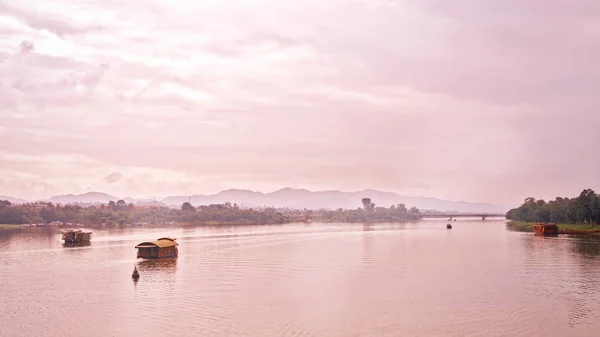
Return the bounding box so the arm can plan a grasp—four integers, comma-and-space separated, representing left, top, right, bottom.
61, 229, 92, 243
533, 223, 559, 236
135, 237, 179, 259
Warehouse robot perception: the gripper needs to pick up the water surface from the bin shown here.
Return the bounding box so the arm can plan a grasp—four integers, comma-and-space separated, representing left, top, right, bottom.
2, 220, 600, 336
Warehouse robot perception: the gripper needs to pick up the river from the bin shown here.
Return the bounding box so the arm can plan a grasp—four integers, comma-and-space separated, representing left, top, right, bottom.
2, 219, 600, 336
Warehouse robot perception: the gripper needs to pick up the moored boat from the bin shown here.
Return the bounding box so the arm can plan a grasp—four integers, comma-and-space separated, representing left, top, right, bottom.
533, 223, 559, 236
61, 229, 92, 243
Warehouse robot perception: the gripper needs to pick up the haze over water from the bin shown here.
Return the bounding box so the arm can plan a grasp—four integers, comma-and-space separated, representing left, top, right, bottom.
2, 220, 600, 336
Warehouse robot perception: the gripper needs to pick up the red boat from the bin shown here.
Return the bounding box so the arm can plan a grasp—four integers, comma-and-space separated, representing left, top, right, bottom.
533, 223, 559, 236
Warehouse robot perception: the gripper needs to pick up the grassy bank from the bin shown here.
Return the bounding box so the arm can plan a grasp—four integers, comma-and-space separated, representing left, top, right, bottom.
507, 220, 600, 234
0, 224, 21, 229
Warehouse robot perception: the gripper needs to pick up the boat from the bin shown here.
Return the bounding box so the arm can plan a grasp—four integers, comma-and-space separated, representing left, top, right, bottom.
61, 229, 92, 243
446, 224, 452, 229
135, 237, 179, 259
533, 223, 559, 236
132, 265, 140, 279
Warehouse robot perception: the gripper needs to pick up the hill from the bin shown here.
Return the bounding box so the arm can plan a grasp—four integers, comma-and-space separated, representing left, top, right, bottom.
48, 192, 120, 204
0, 196, 28, 204
161, 188, 503, 213
1, 188, 504, 212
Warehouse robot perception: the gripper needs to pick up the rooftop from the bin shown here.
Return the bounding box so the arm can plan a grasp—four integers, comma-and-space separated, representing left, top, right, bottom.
135, 238, 179, 249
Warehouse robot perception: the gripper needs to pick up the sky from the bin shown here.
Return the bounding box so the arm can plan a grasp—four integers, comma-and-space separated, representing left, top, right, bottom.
1, 0, 599, 205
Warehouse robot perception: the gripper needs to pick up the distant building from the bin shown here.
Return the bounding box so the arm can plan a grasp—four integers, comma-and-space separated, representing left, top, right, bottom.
31, 202, 52, 209
134, 204, 165, 209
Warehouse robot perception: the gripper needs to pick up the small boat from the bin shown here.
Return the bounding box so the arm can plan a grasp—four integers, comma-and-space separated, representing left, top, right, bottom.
446, 224, 452, 229
533, 223, 559, 236
61, 229, 92, 243
132, 266, 140, 279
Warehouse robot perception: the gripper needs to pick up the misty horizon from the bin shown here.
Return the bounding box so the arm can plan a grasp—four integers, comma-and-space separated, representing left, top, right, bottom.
0, 187, 508, 213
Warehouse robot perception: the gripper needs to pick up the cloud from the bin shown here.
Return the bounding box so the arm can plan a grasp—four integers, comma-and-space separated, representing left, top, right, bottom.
0, 0, 599, 204
104, 172, 122, 184
19, 40, 34, 54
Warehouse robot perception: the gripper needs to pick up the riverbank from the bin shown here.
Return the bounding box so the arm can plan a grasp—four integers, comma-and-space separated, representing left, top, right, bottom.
0, 224, 21, 229
507, 220, 600, 234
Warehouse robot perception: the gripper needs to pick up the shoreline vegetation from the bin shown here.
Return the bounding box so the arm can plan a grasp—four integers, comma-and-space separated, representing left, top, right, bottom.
506, 188, 600, 235
507, 220, 600, 234
0, 224, 20, 229
0, 198, 422, 228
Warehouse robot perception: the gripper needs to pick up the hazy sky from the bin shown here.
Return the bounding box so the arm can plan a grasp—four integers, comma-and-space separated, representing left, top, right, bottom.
1, 0, 599, 204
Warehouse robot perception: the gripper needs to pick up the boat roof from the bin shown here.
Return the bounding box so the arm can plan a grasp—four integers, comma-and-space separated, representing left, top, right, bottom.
61, 229, 92, 234
534, 223, 558, 227
135, 238, 179, 248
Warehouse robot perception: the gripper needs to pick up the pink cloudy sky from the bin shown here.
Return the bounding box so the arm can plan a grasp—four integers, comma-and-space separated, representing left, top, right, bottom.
1, 0, 599, 204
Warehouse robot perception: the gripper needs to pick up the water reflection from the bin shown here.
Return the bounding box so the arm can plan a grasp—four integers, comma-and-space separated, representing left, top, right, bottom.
137, 257, 178, 271
517, 233, 600, 329
566, 237, 600, 327
3, 222, 600, 337
572, 236, 600, 257
62, 242, 92, 248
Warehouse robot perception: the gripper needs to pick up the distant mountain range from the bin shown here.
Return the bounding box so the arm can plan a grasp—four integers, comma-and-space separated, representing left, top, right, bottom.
46, 192, 164, 207
0, 196, 29, 204
48, 192, 123, 204
1, 188, 506, 213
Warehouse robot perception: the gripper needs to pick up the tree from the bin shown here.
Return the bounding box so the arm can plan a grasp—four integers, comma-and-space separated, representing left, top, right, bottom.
181, 202, 196, 212
577, 189, 596, 223
116, 200, 127, 211
508, 189, 600, 225
408, 207, 421, 218
591, 196, 600, 224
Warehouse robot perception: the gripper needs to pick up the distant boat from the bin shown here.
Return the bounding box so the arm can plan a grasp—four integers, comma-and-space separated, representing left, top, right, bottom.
132, 266, 140, 279
446, 224, 452, 229
61, 229, 92, 243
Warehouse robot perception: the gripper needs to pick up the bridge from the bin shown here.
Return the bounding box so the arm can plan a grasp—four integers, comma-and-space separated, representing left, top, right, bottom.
420, 214, 506, 221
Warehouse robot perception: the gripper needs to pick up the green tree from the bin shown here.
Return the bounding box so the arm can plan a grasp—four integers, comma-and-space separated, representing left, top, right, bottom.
507, 189, 600, 225
116, 200, 127, 211
181, 202, 196, 212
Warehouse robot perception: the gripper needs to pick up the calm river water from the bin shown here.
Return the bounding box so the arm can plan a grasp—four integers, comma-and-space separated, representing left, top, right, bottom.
2, 219, 600, 336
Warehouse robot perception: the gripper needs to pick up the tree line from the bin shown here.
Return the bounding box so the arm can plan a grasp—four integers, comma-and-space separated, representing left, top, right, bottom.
0, 200, 290, 227
506, 189, 600, 224
0, 198, 422, 227
314, 203, 422, 223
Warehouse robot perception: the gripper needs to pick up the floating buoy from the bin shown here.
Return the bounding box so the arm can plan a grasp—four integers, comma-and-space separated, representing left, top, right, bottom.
446, 224, 452, 229
132, 265, 140, 279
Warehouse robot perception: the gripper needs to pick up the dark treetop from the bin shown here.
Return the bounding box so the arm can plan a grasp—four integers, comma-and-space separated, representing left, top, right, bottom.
506, 189, 600, 224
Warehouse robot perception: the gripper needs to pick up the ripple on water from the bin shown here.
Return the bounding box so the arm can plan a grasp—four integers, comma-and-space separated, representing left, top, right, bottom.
2, 222, 600, 336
